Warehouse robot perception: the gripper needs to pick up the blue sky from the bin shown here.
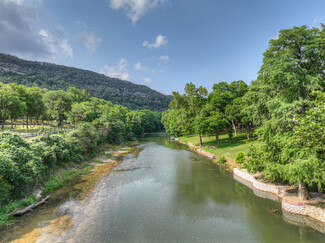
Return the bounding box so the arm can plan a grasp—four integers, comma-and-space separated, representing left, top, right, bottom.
0, 0, 324, 94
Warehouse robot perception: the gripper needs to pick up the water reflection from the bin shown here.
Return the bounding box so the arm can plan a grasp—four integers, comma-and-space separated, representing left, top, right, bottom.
2, 133, 325, 242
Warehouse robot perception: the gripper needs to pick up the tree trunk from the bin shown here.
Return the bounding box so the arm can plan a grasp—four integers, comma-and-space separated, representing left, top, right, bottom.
298, 183, 310, 200
301, 102, 306, 115
232, 119, 237, 137
26, 115, 29, 129
246, 127, 250, 140
14, 119, 17, 128
215, 130, 220, 144
11, 118, 13, 129
198, 133, 203, 147
1, 119, 5, 131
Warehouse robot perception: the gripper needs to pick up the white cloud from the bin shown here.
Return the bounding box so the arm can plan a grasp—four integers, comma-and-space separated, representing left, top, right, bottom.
4, 0, 24, 4
39, 29, 73, 58
143, 34, 168, 49
134, 62, 149, 71
100, 59, 131, 80
0, 0, 73, 60
109, 0, 166, 25
142, 77, 152, 84
159, 55, 170, 62
77, 31, 102, 53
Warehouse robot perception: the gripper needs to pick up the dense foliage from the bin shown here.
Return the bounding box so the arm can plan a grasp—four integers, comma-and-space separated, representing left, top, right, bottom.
162, 81, 251, 145
243, 25, 325, 199
0, 53, 172, 111
163, 24, 325, 200
0, 83, 163, 205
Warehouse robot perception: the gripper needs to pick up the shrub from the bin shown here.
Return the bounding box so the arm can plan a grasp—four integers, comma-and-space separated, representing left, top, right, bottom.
235, 152, 246, 164
0, 132, 43, 200
218, 156, 227, 164
32, 134, 82, 167
70, 123, 100, 153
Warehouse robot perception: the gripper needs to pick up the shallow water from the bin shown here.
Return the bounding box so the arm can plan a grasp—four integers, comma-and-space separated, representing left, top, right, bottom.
2, 133, 325, 242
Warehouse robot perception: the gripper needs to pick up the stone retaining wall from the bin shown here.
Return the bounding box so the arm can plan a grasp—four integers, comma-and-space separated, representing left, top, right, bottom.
283, 210, 325, 234
282, 199, 325, 223
233, 168, 290, 197
233, 174, 281, 202
178, 138, 325, 229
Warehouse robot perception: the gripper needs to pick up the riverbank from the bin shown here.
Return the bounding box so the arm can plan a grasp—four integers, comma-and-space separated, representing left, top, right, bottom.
0, 142, 138, 229
175, 136, 325, 228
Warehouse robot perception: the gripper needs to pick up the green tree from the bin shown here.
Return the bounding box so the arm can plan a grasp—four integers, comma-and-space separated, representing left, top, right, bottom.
225, 97, 243, 137
0, 85, 23, 130
67, 101, 99, 124
43, 90, 73, 129
128, 111, 144, 137
245, 25, 325, 200
67, 87, 92, 103
246, 25, 325, 128
184, 83, 208, 146
210, 81, 248, 136
197, 104, 228, 144
282, 91, 325, 200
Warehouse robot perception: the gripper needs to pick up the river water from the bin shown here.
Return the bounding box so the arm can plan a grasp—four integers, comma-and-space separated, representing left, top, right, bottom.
2, 133, 325, 242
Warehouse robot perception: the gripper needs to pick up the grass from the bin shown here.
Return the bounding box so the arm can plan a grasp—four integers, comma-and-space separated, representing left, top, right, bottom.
180, 131, 255, 146
179, 130, 258, 161
203, 139, 257, 161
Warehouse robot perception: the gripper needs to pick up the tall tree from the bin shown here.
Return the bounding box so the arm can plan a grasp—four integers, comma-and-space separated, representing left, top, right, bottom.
247, 25, 325, 127
0, 85, 23, 130
245, 25, 325, 200
197, 104, 228, 144
184, 83, 208, 146
43, 90, 73, 129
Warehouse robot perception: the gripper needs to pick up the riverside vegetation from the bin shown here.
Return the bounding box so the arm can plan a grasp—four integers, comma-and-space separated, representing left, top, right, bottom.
0, 83, 163, 227
162, 24, 325, 202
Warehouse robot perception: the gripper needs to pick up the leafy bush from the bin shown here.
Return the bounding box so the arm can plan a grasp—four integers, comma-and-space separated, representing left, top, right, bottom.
69, 123, 100, 153
0, 132, 43, 199
32, 134, 82, 167
218, 156, 227, 164
235, 152, 246, 164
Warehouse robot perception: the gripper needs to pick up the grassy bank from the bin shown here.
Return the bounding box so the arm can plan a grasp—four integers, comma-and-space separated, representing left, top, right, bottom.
179, 131, 257, 162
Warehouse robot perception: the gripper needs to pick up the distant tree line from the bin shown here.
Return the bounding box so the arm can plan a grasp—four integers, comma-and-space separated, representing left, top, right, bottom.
162, 24, 325, 200
0, 83, 163, 134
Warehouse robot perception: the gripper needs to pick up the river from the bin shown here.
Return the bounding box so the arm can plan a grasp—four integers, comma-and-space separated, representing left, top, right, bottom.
1, 133, 325, 242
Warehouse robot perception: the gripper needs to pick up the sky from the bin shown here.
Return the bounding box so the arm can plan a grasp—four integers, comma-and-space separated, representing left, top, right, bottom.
0, 0, 324, 95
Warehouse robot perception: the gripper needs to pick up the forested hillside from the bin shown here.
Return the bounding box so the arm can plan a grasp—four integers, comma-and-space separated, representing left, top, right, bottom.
0, 54, 172, 111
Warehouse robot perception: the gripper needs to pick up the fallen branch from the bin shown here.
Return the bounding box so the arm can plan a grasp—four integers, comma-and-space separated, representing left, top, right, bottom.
8, 195, 50, 217
268, 208, 280, 214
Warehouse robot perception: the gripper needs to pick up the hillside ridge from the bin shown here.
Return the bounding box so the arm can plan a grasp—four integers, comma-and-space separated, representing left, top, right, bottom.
0, 53, 172, 111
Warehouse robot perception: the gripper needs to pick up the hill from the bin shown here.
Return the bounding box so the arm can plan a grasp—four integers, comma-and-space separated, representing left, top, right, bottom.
0, 53, 172, 111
